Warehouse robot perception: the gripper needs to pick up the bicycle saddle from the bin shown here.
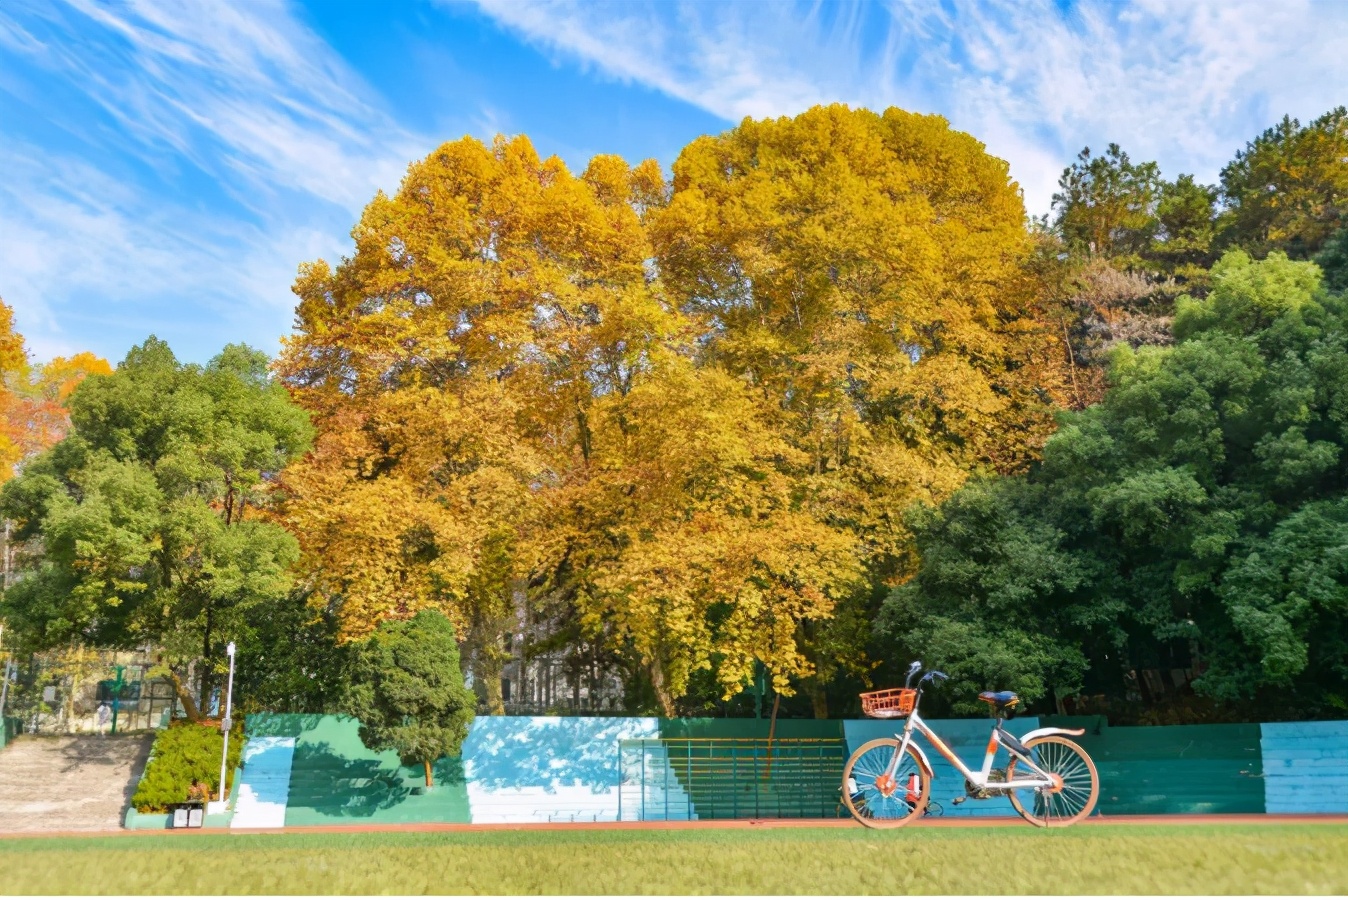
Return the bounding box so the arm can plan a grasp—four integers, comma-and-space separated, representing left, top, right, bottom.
977, 690, 1019, 709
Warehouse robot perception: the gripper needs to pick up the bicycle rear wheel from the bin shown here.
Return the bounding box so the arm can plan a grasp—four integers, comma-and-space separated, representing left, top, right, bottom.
841, 738, 930, 829
1006, 736, 1099, 827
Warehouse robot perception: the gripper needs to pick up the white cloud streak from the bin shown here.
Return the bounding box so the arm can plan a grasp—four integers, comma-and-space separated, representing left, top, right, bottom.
471, 0, 1348, 215
0, 0, 425, 362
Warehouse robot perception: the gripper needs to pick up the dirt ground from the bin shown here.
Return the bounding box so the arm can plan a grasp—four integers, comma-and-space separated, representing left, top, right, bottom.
0, 733, 153, 833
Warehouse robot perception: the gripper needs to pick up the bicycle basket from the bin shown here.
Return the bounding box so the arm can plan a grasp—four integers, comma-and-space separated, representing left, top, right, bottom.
860, 687, 917, 719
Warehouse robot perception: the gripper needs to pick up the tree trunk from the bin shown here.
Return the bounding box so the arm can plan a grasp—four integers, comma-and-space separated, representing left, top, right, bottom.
807, 682, 829, 720
482, 656, 505, 715
649, 660, 675, 718
423, 759, 434, 788
198, 598, 215, 714
164, 667, 203, 722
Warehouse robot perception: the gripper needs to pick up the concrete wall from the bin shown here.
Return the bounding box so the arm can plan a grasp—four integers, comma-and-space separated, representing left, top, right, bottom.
161, 714, 1348, 828
1261, 721, 1348, 814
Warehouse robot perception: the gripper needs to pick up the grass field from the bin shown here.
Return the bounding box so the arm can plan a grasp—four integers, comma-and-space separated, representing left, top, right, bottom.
1, 824, 1345, 895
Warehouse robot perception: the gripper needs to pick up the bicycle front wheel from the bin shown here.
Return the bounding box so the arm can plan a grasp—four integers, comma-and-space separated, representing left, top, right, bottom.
1006, 735, 1099, 827
841, 738, 930, 829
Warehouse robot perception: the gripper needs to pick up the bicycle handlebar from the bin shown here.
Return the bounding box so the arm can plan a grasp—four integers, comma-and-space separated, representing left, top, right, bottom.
904, 660, 923, 688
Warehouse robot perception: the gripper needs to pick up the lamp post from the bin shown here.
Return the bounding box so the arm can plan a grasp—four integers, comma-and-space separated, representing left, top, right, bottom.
210, 642, 236, 816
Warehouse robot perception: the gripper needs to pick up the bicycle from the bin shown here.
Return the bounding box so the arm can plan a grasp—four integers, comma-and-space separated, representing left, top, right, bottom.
841, 661, 1099, 828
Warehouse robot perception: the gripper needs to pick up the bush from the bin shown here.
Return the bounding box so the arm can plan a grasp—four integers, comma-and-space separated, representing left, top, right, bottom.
131, 720, 244, 813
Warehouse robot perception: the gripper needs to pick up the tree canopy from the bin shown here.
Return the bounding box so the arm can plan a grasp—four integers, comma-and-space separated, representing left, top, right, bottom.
0, 300, 112, 482
0, 338, 312, 716
276, 106, 1068, 716
882, 249, 1348, 720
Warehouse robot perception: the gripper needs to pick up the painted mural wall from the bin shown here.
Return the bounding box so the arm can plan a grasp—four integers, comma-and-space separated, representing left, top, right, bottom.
125, 713, 1348, 828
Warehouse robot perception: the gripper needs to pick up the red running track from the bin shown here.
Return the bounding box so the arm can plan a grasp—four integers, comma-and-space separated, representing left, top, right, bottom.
3, 814, 1347, 841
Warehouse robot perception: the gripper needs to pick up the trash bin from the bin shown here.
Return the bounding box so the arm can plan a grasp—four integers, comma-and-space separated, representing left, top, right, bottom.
170, 802, 205, 829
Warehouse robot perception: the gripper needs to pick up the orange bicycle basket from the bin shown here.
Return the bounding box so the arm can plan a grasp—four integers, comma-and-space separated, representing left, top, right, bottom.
859, 687, 917, 719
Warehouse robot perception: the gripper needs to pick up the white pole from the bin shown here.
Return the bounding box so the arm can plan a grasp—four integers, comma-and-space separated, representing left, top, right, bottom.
213, 642, 236, 815
0, 623, 10, 722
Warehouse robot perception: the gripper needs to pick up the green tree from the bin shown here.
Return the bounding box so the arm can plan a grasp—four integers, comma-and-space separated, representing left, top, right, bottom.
1316, 226, 1348, 295
878, 479, 1097, 714
234, 589, 349, 715
1052, 144, 1162, 264
0, 338, 312, 717
1219, 107, 1348, 258
881, 250, 1348, 719
1153, 174, 1219, 279
343, 609, 476, 787
1214, 498, 1348, 711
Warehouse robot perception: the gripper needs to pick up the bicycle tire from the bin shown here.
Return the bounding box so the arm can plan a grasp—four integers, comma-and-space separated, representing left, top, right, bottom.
841, 738, 931, 829
1005, 735, 1099, 827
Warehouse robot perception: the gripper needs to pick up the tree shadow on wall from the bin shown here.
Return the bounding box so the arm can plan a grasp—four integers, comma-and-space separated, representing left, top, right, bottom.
462, 716, 651, 794
244, 713, 328, 739
284, 741, 416, 818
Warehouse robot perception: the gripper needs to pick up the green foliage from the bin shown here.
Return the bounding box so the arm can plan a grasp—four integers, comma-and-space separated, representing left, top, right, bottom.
882, 250, 1348, 718
234, 591, 349, 715
1219, 107, 1348, 259
131, 720, 244, 813
1053, 143, 1163, 264
1154, 175, 1220, 279
1316, 226, 1348, 295
343, 610, 475, 784
0, 338, 313, 713
878, 479, 1096, 713
1214, 498, 1348, 699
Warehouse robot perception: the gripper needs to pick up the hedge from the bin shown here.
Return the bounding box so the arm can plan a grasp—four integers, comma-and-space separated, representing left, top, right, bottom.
131, 720, 244, 813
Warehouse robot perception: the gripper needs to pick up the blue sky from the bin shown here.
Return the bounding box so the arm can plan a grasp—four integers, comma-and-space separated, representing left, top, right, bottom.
2, 0, 1345, 365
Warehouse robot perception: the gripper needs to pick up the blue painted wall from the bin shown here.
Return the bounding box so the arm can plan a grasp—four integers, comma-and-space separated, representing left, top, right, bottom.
1261, 721, 1348, 814
463, 716, 662, 823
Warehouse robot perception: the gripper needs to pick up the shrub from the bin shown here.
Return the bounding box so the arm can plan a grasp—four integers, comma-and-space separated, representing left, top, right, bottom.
131, 720, 244, 813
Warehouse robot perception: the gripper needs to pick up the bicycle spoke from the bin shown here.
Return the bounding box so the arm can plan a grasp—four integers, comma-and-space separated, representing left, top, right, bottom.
1009, 737, 1097, 826
845, 742, 925, 823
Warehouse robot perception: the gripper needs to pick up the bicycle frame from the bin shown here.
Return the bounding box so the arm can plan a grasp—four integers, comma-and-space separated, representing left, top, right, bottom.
886, 708, 1056, 791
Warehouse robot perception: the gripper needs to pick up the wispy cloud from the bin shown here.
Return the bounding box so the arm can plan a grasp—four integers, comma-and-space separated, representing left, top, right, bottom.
0, 0, 425, 362
472, 0, 1348, 214
0, 140, 336, 361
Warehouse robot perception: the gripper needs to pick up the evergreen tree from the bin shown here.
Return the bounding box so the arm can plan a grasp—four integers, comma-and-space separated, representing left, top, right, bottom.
343, 609, 476, 787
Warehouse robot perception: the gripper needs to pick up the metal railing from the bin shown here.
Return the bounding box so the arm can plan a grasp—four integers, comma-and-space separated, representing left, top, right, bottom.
618, 738, 848, 821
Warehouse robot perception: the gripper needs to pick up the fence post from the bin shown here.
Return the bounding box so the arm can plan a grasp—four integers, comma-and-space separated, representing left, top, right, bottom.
754, 744, 760, 818
732, 746, 738, 819
685, 741, 692, 821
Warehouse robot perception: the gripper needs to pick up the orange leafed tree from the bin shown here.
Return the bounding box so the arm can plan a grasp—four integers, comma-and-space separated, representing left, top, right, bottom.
279, 108, 1079, 716
278, 135, 866, 715
647, 105, 1072, 712
0, 300, 112, 481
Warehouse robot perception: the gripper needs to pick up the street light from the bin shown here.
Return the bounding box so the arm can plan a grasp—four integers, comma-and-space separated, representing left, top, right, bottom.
209, 641, 237, 816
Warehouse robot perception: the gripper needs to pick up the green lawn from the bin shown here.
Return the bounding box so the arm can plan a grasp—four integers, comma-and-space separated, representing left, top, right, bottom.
1, 824, 1345, 895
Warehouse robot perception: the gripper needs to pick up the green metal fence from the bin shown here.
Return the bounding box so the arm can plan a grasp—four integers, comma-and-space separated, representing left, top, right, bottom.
1, 716, 21, 750
618, 738, 848, 821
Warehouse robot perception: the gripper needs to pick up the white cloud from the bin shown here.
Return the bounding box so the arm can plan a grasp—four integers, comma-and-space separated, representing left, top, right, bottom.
471, 0, 1348, 215
0, 140, 347, 363
0, 0, 425, 363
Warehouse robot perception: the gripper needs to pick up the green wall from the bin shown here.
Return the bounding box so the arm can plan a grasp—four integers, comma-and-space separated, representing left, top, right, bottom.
1039, 717, 1265, 814
216, 713, 1338, 827
0, 716, 20, 750
254, 714, 472, 826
